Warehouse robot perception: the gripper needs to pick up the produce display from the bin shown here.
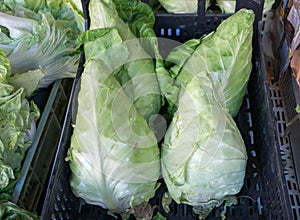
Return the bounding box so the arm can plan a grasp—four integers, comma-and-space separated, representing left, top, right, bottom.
0, 0, 257, 219
68, 0, 254, 219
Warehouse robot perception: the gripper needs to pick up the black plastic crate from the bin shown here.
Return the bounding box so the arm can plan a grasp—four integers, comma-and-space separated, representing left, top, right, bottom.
10, 78, 74, 213
268, 79, 300, 220
40, 0, 296, 219
276, 69, 300, 219
142, 0, 262, 41
278, 69, 300, 182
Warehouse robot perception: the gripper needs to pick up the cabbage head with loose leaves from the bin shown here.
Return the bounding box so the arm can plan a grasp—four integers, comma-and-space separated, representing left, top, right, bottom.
67, 28, 161, 218
161, 9, 254, 219
161, 73, 247, 219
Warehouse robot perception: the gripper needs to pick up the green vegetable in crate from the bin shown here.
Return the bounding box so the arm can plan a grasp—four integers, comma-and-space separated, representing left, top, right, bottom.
157, 0, 212, 13
67, 29, 160, 218
161, 9, 254, 219
0, 49, 40, 191
158, 0, 198, 13
216, 0, 236, 13
165, 9, 254, 117
0, 200, 38, 219
0, 0, 83, 89
263, 0, 275, 13
88, 0, 162, 121
161, 73, 247, 219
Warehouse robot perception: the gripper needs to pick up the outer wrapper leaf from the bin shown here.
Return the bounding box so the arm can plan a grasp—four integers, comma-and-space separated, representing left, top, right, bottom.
166, 9, 254, 117
69, 59, 160, 213
68, 56, 160, 215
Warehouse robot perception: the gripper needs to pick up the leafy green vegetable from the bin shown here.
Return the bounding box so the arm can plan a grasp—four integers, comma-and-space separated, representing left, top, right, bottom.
263, 0, 275, 13
0, 50, 11, 81
69, 4, 253, 219
0, 0, 83, 89
164, 38, 201, 78
216, 0, 236, 14
0, 49, 40, 190
68, 28, 160, 216
157, 0, 213, 13
160, 10, 253, 218
0, 163, 14, 191
88, 0, 162, 121
161, 73, 247, 219
165, 9, 254, 117
0, 200, 38, 219
158, 0, 198, 13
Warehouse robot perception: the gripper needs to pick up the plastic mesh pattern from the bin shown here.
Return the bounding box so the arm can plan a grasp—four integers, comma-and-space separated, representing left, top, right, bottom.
270, 83, 300, 220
